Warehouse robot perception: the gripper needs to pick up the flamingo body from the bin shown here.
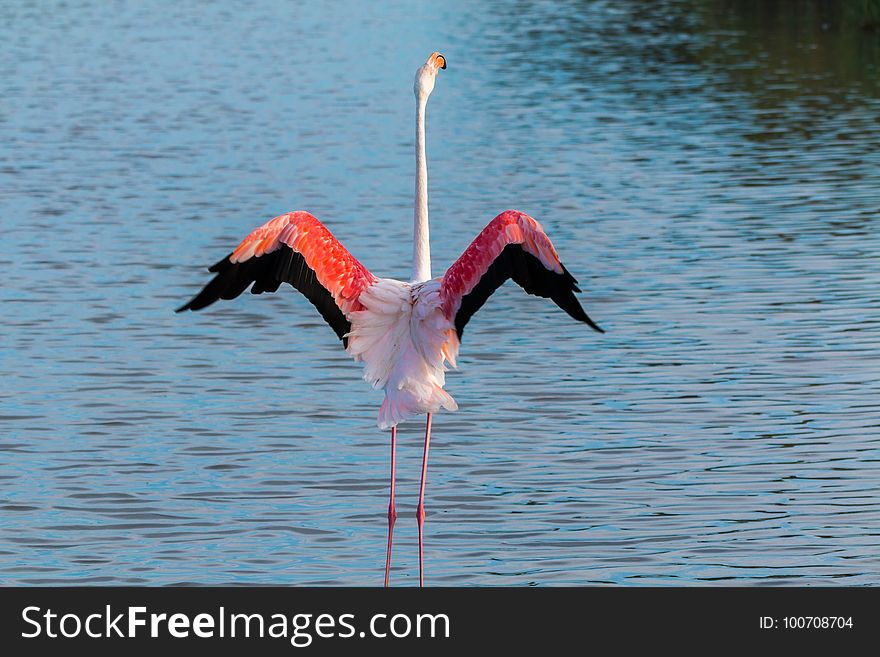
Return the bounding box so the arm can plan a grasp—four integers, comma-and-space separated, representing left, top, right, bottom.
177, 52, 602, 586
179, 209, 599, 429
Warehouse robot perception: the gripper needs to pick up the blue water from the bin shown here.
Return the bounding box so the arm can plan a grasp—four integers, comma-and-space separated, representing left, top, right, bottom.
1, 0, 879, 585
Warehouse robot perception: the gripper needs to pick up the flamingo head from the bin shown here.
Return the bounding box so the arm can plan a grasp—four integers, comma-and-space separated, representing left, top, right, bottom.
414, 51, 446, 101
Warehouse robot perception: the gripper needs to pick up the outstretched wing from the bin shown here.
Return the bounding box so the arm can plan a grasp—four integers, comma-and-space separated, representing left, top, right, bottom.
440, 210, 602, 338
177, 211, 376, 346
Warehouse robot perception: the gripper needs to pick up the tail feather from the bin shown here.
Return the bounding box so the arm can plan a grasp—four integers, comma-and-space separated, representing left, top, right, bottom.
378, 384, 458, 431
347, 278, 460, 430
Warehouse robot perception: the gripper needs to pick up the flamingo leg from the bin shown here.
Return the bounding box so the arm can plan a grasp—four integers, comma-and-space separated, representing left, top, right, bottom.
416, 413, 433, 587
384, 425, 398, 587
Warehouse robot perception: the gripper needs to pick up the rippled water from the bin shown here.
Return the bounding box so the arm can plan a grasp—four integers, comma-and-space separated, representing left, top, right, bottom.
1, 0, 879, 585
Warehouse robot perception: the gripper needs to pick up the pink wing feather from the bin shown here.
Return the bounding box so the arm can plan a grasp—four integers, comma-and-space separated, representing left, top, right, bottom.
440, 209, 602, 337
178, 211, 377, 344
228, 211, 376, 315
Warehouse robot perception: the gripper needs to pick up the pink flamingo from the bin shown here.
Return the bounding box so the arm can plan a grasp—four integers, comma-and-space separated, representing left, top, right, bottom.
178, 52, 602, 586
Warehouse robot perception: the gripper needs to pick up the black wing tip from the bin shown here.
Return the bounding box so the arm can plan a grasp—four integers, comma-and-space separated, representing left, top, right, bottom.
559, 265, 602, 333
208, 255, 233, 273
566, 296, 604, 333
176, 254, 237, 314
176, 291, 210, 313
175, 298, 204, 313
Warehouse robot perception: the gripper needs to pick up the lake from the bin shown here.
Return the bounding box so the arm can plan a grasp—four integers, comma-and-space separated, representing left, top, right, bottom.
1, 0, 878, 585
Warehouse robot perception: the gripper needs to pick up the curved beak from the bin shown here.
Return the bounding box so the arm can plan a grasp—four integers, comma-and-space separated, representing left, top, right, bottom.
429, 51, 447, 70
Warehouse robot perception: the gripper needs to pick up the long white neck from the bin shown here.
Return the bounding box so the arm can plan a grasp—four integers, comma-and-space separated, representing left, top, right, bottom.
411, 96, 431, 283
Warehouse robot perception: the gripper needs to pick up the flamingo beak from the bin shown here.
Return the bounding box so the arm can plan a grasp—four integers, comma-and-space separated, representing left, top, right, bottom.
429, 52, 447, 70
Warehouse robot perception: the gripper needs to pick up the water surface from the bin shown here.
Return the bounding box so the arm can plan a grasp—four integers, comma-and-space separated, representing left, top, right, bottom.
1, 0, 879, 585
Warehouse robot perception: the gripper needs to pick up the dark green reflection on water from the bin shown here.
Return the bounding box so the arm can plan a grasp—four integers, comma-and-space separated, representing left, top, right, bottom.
691, 1, 880, 101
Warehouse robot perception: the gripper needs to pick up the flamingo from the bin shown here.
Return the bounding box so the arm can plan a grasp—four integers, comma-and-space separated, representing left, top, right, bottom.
177, 52, 603, 586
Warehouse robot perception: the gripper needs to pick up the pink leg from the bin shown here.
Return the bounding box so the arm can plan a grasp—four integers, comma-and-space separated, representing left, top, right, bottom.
416, 413, 433, 587
384, 425, 398, 587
